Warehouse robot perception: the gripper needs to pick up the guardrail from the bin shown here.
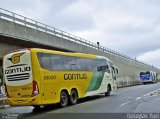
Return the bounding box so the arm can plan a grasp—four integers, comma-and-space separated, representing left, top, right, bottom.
0, 8, 159, 71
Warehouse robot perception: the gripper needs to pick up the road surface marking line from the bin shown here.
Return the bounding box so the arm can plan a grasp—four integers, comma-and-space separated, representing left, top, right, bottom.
120, 101, 130, 107
136, 97, 141, 100
142, 88, 160, 97
136, 88, 160, 100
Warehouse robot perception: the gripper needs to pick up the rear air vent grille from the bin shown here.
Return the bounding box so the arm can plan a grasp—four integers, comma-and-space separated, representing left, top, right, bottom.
7, 73, 30, 81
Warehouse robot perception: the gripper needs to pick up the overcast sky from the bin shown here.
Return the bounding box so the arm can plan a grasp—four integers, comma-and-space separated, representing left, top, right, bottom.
0, 0, 160, 68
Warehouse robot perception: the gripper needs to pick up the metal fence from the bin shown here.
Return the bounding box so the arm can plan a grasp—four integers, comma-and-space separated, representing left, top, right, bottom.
0, 8, 159, 71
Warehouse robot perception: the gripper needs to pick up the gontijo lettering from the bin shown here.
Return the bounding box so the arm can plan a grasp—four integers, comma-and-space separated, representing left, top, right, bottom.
64, 73, 87, 80
5, 67, 31, 74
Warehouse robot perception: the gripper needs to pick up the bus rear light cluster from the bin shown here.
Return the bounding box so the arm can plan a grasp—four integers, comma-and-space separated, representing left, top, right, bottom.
32, 80, 39, 97
32, 99, 35, 102
4, 83, 10, 98
17, 100, 23, 103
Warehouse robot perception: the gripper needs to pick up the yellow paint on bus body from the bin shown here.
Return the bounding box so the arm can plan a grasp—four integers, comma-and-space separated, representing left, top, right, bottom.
4, 48, 117, 106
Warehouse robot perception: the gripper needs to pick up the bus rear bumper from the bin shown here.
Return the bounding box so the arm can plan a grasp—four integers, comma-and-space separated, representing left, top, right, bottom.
141, 80, 152, 82
6, 96, 41, 106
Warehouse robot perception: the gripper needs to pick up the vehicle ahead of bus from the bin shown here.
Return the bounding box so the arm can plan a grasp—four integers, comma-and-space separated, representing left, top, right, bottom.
140, 71, 157, 84
3, 48, 118, 108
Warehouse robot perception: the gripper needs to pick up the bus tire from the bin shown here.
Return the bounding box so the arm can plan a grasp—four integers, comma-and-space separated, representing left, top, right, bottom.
105, 84, 111, 96
60, 91, 69, 107
33, 105, 41, 109
69, 89, 78, 105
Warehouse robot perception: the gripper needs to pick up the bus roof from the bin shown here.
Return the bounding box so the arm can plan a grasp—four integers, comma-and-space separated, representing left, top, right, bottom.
31, 48, 110, 60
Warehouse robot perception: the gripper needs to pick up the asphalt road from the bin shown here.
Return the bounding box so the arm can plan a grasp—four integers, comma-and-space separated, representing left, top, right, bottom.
1, 83, 160, 119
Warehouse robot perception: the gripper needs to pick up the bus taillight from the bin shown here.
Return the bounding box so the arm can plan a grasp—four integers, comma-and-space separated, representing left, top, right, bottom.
32, 81, 39, 97
4, 83, 10, 98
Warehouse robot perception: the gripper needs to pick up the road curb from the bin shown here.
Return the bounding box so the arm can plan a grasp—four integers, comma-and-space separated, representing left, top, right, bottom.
0, 105, 5, 109
0, 96, 8, 109
0, 105, 10, 109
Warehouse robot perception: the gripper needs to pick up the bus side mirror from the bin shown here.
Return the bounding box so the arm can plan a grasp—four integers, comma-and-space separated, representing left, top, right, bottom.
116, 68, 119, 74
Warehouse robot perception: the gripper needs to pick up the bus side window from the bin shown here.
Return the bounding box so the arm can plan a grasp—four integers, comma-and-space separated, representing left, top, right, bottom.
97, 65, 110, 72
63, 56, 76, 71
37, 53, 52, 70
41, 54, 52, 70
96, 59, 110, 73
116, 68, 119, 74
86, 59, 97, 72
106, 65, 110, 73
50, 55, 63, 70
112, 67, 116, 80
76, 58, 86, 71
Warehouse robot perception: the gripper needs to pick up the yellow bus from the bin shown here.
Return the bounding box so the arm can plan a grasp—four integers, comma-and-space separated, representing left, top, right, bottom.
3, 48, 118, 108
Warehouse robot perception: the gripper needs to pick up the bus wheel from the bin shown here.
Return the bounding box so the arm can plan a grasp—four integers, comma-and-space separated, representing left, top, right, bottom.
105, 85, 111, 96
60, 91, 69, 107
33, 105, 41, 109
69, 89, 78, 105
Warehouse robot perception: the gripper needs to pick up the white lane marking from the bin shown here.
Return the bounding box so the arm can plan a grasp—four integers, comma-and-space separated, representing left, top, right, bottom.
119, 101, 130, 107
121, 88, 160, 107
142, 88, 160, 97
136, 88, 160, 100
136, 97, 141, 100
